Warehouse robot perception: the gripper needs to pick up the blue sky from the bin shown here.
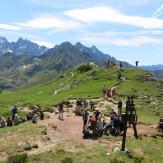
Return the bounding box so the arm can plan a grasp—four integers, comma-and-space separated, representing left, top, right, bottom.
0, 0, 163, 65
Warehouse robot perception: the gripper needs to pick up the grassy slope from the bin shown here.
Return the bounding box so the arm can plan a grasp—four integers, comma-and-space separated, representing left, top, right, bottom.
0, 66, 163, 162
0, 67, 163, 123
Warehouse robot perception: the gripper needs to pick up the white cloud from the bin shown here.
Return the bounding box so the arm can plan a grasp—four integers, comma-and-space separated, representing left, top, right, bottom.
17, 15, 81, 31
32, 40, 54, 48
80, 36, 163, 47
152, 4, 163, 18
0, 24, 20, 31
65, 6, 163, 29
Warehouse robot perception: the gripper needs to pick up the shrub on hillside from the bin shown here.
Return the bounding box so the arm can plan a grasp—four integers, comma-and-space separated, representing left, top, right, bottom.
7, 153, 27, 163
61, 157, 73, 163
77, 63, 93, 73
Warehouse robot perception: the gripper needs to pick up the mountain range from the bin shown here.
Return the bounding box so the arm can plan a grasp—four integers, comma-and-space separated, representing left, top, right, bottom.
0, 36, 47, 56
0, 36, 140, 89
141, 65, 163, 79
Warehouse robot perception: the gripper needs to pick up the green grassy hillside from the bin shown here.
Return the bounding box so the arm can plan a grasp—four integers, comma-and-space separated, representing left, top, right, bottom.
0, 65, 163, 163
0, 66, 163, 124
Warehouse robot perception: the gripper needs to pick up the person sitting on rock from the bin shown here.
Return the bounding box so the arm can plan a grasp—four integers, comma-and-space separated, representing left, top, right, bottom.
6, 117, 13, 127
109, 109, 118, 126
90, 100, 95, 112
39, 110, 44, 120
93, 109, 102, 121
0, 116, 7, 128
26, 112, 32, 121
32, 114, 37, 124
13, 114, 20, 125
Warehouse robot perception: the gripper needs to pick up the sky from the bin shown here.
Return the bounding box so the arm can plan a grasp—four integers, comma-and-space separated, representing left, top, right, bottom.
0, 0, 163, 65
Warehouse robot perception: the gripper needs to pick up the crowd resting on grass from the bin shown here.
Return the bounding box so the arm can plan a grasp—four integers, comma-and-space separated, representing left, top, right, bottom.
0, 85, 124, 139
0, 106, 44, 128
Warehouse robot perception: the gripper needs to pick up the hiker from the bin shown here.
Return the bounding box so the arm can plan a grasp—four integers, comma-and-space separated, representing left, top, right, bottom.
118, 99, 123, 116
83, 100, 88, 109
26, 112, 32, 121
106, 88, 112, 98
32, 114, 37, 124
58, 103, 64, 120
0, 116, 6, 128
88, 112, 96, 130
13, 114, 20, 125
39, 110, 44, 120
82, 109, 89, 132
109, 109, 118, 126
6, 117, 13, 127
75, 99, 83, 115
112, 88, 116, 98
20, 117, 26, 123
11, 105, 18, 120
102, 85, 107, 97
76, 99, 82, 107
90, 100, 95, 112
93, 109, 102, 121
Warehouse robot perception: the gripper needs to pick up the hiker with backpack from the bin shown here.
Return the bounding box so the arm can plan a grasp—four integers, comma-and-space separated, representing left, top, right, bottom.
58, 103, 64, 120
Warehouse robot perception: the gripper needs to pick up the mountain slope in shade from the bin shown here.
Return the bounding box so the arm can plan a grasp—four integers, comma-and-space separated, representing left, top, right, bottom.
0, 36, 48, 56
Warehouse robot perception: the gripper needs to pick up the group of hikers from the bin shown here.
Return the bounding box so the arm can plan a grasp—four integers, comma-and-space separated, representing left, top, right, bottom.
81, 99, 124, 138
102, 85, 116, 98
0, 106, 25, 128
26, 107, 44, 124
0, 105, 45, 128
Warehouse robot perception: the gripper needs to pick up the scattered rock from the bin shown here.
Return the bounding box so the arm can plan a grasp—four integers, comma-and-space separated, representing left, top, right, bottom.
40, 128, 47, 135
106, 152, 110, 156
42, 135, 51, 141
18, 141, 32, 151
113, 146, 121, 152
31, 143, 39, 148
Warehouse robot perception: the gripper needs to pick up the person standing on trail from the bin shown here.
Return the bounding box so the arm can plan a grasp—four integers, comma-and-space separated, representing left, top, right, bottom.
118, 99, 123, 116
112, 88, 116, 98
82, 109, 89, 132
58, 103, 64, 120
11, 106, 18, 120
